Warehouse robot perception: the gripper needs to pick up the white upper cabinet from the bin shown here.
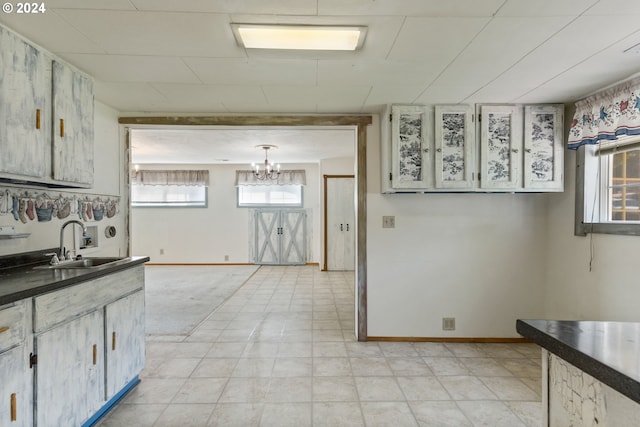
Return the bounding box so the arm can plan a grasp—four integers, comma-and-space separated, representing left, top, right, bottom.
390, 105, 433, 190
0, 24, 94, 188
479, 105, 523, 190
382, 103, 564, 193
523, 104, 564, 191
434, 105, 475, 189
0, 26, 52, 178
52, 60, 94, 186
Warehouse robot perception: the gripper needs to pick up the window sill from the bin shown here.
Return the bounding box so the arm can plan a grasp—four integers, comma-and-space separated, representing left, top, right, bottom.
575, 222, 640, 237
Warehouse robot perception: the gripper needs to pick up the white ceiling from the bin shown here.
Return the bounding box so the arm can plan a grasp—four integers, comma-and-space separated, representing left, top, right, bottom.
2, 0, 640, 163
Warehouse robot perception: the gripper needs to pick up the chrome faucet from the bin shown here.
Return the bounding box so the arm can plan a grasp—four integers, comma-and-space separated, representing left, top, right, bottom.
59, 220, 86, 261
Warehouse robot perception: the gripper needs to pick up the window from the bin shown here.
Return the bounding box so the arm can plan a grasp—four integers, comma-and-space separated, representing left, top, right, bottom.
131, 184, 207, 207
237, 184, 303, 207
577, 136, 640, 235
131, 169, 209, 208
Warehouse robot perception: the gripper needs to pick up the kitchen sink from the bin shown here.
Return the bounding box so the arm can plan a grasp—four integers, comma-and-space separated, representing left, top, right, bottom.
35, 257, 127, 269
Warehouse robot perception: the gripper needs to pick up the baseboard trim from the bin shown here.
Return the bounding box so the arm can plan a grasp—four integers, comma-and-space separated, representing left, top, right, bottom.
368, 336, 531, 343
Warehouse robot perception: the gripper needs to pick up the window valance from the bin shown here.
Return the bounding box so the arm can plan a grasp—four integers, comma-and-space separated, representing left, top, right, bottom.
235, 170, 306, 186
568, 76, 640, 149
133, 170, 209, 186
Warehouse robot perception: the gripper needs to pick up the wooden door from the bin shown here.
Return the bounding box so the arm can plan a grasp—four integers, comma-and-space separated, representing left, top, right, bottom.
325, 176, 355, 271
280, 210, 306, 265
0, 345, 32, 427
255, 210, 280, 264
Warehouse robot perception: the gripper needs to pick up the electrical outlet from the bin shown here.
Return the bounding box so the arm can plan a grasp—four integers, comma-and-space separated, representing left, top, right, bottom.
442, 317, 456, 331
382, 216, 395, 228
159, 248, 165, 255
224, 255, 229, 261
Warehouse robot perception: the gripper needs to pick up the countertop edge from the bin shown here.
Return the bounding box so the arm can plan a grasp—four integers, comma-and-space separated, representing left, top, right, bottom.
0, 256, 150, 306
516, 319, 640, 404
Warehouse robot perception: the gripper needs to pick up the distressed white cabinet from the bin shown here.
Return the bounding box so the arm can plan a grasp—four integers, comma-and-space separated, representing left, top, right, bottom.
0, 24, 94, 188
434, 105, 475, 189
0, 300, 33, 427
479, 105, 523, 190
523, 104, 564, 191
0, 26, 52, 179
105, 290, 145, 400
52, 60, 94, 186
479, 104, 564, 192
35, 310, 104, 427
390, 105, 433, 189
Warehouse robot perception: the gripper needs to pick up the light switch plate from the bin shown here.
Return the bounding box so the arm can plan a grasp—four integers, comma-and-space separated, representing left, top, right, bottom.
382, 216, 395, 228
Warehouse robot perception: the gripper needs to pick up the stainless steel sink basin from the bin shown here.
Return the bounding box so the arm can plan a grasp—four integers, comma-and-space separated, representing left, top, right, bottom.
35, 257, 126, 269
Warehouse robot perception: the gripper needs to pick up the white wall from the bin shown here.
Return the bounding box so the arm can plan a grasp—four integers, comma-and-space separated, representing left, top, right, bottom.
0, 101, 127, 258
365, 114, 549, 338
131, 163, 320, 264
544, 116, 640, 322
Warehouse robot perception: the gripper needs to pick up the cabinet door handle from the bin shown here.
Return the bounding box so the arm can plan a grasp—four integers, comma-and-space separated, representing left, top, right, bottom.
92, 344, 97, 365
340, 224, 343, 231
112, 332, 117, 351
346, 224, 349, 231
436, 148, 442, 152
525, 148, 532, 153
10, 393, 16, 421
59, 118, 65, 138
0, 326, 9, 334
512, 148, 519, 153
36, 109, 41, 130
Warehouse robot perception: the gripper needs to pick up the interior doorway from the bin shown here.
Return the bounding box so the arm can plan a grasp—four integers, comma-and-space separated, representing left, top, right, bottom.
122, 115, 371, 341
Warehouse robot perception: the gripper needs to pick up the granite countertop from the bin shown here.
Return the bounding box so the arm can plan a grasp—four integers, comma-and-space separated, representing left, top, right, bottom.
517, 319, 640, 404
0, 255, 149, 306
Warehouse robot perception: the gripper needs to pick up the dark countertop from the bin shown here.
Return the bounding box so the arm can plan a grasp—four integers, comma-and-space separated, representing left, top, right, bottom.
0, 255, 150, 306
517, 319, 640, 404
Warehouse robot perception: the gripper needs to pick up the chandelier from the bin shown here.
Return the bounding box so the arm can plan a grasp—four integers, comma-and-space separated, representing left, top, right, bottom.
252, 145, 281, 181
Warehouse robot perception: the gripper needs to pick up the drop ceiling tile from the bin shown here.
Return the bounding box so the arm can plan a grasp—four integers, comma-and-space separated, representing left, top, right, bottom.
262, 85, 371, 113
363, 86, 428, 111
475, 15, 640, 95
414, 85, 486, 104
93, 82, 168, 112
432, 16, 572, 87
151, 83, 268, 113
585, 0, 640, 15
131, 0, 317, 14
0, 12, 105, 54
495, 0, 593, 16
387, 17, 490, 63
319, 0, 504, 17
317, 60, 440, 86
47, 0, 136, 9
55, 10, 245, 57
60, 54, 200, 83
184, 58, 317, 85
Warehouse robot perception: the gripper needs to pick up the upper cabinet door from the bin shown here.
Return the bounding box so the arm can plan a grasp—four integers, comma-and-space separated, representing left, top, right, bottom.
52, 60, 94, 186
480, 105, 523, 190
391, 105, 433, 189
523, 105, 564, 191
0, 27, 51, 178
434, 105, 475, 189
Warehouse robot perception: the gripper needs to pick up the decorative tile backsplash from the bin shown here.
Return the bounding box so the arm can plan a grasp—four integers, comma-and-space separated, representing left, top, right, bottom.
0, 186, 120, 224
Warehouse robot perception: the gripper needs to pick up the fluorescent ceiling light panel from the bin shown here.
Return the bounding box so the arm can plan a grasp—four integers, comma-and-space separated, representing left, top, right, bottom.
232, 24, 367, 51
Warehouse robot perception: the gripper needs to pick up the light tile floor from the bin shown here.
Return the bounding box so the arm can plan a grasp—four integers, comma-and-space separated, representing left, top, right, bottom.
96, 265, 542, 427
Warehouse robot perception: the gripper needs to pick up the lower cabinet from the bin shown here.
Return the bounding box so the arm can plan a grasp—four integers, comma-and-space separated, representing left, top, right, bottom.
0, 345, 32, 426
35, 310, 104, 427
105, 291, 145, 400
0, 299, 32, 427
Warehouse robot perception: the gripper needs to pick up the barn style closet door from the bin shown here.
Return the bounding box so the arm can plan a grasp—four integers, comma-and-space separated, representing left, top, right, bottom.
255, 209, 306, 265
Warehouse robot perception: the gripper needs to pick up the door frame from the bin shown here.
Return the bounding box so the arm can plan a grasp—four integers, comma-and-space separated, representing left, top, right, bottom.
121, 115, 371, 341
323, 174, 355, 271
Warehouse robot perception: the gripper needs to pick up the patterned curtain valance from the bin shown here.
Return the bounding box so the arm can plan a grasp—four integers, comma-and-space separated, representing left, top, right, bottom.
568, 76, 640, 149
235, 170, 306, 186
133, 170, 209, 186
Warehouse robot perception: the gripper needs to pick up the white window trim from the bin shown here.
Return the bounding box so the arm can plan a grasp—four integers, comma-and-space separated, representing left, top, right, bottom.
575, 139, 640, 236
237, 184, 304, 208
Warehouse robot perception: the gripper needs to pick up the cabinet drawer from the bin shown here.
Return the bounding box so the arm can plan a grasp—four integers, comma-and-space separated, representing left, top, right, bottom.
0, 300, 29, 352
34, 266, 144, 333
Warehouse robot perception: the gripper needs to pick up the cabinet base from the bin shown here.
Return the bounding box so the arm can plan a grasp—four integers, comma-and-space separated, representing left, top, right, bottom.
82, 376, 141, 427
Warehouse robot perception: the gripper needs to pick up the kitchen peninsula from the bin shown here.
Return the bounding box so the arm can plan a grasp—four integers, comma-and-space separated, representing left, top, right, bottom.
517, 319, 640, 427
